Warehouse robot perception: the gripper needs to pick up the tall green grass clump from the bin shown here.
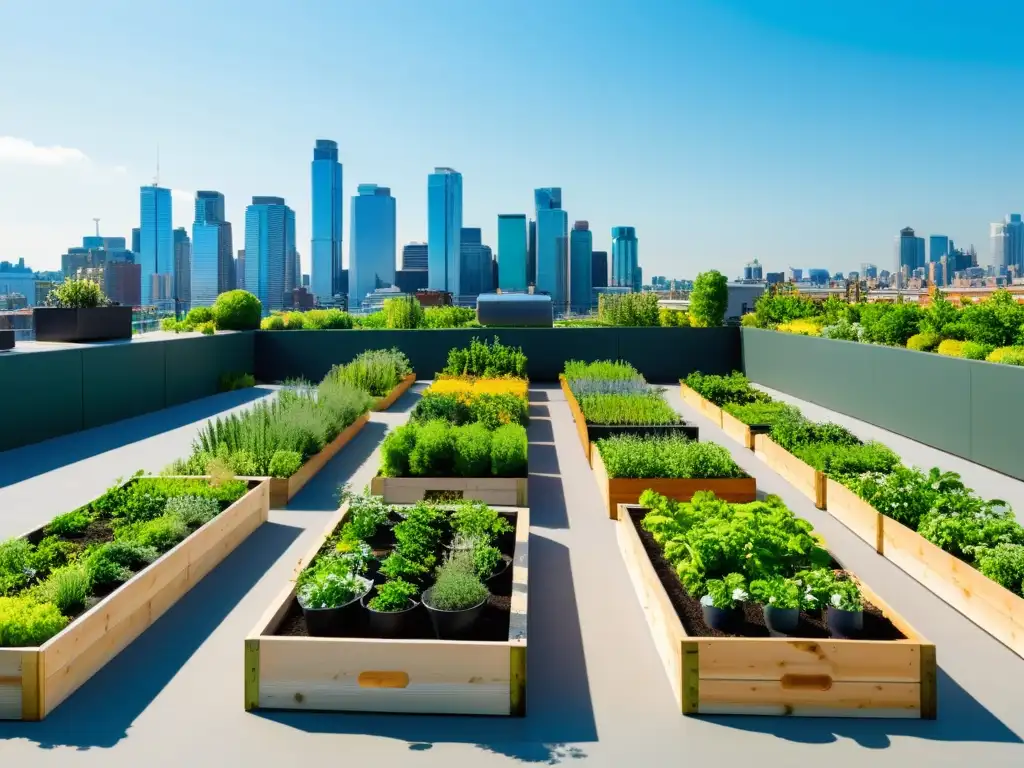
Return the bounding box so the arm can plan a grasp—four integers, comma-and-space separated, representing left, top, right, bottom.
327, 348, 412, 397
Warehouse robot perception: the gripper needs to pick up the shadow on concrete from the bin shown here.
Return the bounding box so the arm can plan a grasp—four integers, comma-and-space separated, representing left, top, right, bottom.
0, 386, 273, 490
528, 476, 568, 530
286, 421, 388, 511
0, 521, 303, 750
529, 417, 554, 445
529, 404, 550, 420
386, 384, 424, 415
253, 536, 596, 764
529, 388, 550, 402
712, 667, 1022, 746
528, 443, 559, 476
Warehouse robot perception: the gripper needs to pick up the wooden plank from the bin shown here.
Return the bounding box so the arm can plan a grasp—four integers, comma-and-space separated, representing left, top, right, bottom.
696, 638, 922, 683
720, 409, 755, 450
826, 478, 882, 552
244, 639, 260, 711
681, 641, 699, 714
919, 644, 937, 719
21, 650, 41, 721
509, 645, 526, 716
883, 517, 1024, 658
372, 374, 416, 411
678, 383, 705, 412
0, 650, 24, 721
286, 412, 370, 502
697, 679, 921, 717
257, 637, 512, 715
373, 476, 527, 506
755, 434, 826, 509
678, 384, 724, 427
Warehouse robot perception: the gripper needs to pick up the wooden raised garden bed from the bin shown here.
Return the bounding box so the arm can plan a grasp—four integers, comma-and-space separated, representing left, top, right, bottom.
720, 409, 772, 451
369, 475, 528, 506
826, 477, 1024, 659
0, 478, 269, 721
267, 412, 370, 507
244, 501, 529, 716
616, 502, 937, 718
372, 373, 416, 412
754, 433, 826, 510
591, 443, 756, 520
679, 383, 723, 427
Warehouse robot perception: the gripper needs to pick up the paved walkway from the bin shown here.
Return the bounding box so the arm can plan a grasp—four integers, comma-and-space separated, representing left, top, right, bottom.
0, 383, 1021, 766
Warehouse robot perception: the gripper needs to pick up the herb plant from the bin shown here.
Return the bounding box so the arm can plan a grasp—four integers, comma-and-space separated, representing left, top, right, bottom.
749, 576, 804, 610
577, 392, 680, 426
367, 579, 418, 612
829, 578, 863, 612
721, 401, 801, 428
427, 553, 489, 611
563, 359, 641, 381
684, 371, 767, 406
45, 278, 112, 308
442, 337, 527, 378
326, 348, 412, 397
46, 509, 93, 537
297, 564, 370, 610
597, 434, 746, 479
32, 564, 92, 614
0, 597, 69, 647
700, 573, 747, 609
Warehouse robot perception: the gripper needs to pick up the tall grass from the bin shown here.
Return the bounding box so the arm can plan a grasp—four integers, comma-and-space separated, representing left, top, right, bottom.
578, 392, 680, 425
327, 348, 412, 397
563, 360, 641, 381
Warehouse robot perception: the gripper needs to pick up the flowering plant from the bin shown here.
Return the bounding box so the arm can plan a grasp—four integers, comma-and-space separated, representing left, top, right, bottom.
749, 575, 804, 610
700, 573, 748, 609
828, 578, 863, 613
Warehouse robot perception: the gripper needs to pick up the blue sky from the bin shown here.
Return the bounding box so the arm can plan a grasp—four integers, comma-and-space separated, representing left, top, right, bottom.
3, 0, 1024, 278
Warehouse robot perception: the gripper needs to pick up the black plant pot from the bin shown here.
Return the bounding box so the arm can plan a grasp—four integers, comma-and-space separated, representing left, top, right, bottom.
0, 329, 13, 352
361, 592, 420, 638
486, 557, 510, 584
763, 605, 800, 636
701, 604, 742, 632
827, 606, 864, 639
33, 306, 132, 343
300, 586, 370, 637
422, 587, 487, 639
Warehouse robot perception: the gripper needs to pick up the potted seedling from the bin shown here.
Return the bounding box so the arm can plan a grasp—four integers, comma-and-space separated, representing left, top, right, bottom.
750, 576, 803, 635
699, 572, 747, 631
452, 500, 514, 553
33, 278, 133, 342
362, 578, 420, 637
827, 577, 864, 639
422, 549, 489, 639
450, 533, 508, 583
794, 567, 833, 618
340, 487, 396, 551
296, 558, 372, 637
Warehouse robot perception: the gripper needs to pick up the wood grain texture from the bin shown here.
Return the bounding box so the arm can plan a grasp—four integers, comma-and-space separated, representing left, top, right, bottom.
560, 376, 591, 462
720, 409, 755, 449
372, 374, 416, 411
0, 650, 25, 721
755, 434, 827, 509
697, 679, 921, 717
244, 639, 260, 711
371, 476, 528, 506
697, 639, 921, 682
593, 445, 756, 519
826, 478, 883, 552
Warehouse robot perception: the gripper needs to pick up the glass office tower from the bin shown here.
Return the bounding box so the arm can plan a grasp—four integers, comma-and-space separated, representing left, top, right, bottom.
535, 188, 568, 311
245, 196, 295, 314
611, 226, 639, 290
139, 185, 173, 309
569, 221, 593, 313
427, 167, 463, 296
311, 139, 343, 301
497, 214, 528, 292
190, 190, 234, 308
349, 184, 396, 311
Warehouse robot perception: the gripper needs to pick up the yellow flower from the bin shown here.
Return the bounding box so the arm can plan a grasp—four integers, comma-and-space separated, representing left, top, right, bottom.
426, 376, 528, 403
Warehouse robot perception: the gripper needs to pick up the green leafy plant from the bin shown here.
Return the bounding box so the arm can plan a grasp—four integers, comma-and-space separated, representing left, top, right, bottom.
659, 307, 690, 327
684, 371, 767, 406
468, 393, 529, 429
427, 553, 489, 611
453, 423, 493, 477
164, 495, 220, 528
749, 576, 804, 610
977, 544, 1024, 596
268, 450, 303, 478
829, 578, 863, 612
563, 359, 641, 381
380, 423, 418, 477
327, 348, 412, 397
721, 400, 800, 428
115, 514, 188, 551
379, 551, 429, 581
297, 561, 370, 610
472, 543, 503, 579
700, 573, 747, 608
340, 490, 392, 541
577, 392, 679, 425
842, 466, 938, 530
768, 410, 859, 453
211, 289, 262, 330
45, 509, 93, 537
689, 270, 728, 327
85, 541, 158, 587
185, 306, 214, 326
793, 441, 900, 479
383, 295, 424, 329
491, 423, 528, 476
409, 419, 456, 476
0, 597, 69, 647
32, 564, 92, 615
29, 536, 82, 574
597, 292, 660, 326
46, 278, 112, 308
0, 538, 36, 596
452, 501, 513, 543
367, 579, 418, 612
217, 372, 255, 392
906, 332, 941, 352
961, 341, 994, 360
597, 434, 746, 479
442, 336, 527, 378
411, 393, 471, 425
794, 568, 835, 611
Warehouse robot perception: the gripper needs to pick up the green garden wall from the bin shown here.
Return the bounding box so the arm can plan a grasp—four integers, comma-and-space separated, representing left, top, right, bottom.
0, 332, 255, 453
741, 327, 1024, 480
254, 327, 741, 384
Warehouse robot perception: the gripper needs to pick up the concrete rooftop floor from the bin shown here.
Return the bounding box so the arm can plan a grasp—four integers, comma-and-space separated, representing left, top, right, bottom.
0, 381, 1022, 767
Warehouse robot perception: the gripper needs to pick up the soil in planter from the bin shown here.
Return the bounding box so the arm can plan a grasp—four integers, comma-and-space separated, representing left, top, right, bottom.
274, 514, 516, 641
628, 509, 904, 641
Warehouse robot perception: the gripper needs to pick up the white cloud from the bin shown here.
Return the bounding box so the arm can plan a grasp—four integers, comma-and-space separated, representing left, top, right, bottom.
171, 188, 193, 203
0, 136, 90, 166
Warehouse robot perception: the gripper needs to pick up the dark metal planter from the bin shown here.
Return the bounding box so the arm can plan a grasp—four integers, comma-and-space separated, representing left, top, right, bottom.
33, 306, 133, 343
0, 329, 13, 351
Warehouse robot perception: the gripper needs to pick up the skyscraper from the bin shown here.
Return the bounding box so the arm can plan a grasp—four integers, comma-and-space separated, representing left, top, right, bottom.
929, 235, 949, 268
611, 226, 639, 290
173, 227, 191, 310
894, 227, 918, 277
245, 196, 295, 314
427, 167, 463, 296
569, 221, 593, 313
311, 139, 343, 301
460, 227, 493, 298
916, 237, 926, 271
527, 219, 537, 286
139, 185, 173, 309
191, 190, 234, 308
535, 188, 568, 310
402, 242, 428, 271
592, 251, 608, 288
497, 214, 528, 292
131, 227, 141, 255
236, 249, 245, 289
349, 184, 396, 310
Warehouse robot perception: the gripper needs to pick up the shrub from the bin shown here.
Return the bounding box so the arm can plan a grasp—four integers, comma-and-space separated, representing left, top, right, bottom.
598, 292, 660, 326
46, 509, 93, 537
962, 341, 994, 360
297, 563, 369, 610
472, 542, 503, 579
658, 307, 690, 327
0, 597, 69, 647
383, 295, 424, 329
427, 556, 488, 611
86, 541, 158, 587
468, 393, 529, 429
977, 544, 1024, 596
268, 450, 304, 478
0, 538, 35, 596
684, 371, 766, 406
907, 332, 941, 352
859, 301, 923, 346
751, 289, 819, 328
380, 424, 418, 477
185, 306, 214, 325
218, 372, 256, 392
280, 312, 306, 330
491, 424, 528, 476
164, 495, 220, 527
577, 392, 679, 425
987, 346, 1024, 365
211, 290, 262, 330
452, 500, 513, 542
356, 310, 387, 329
260, 314, 285, 330
46, 278, 111, 308
442, 337, 527, 378
452, 423, 493, 477
775, 319, 822, 336
116, 514, 189, 551
301, 308, 354, 330
411, 393, 471, 425
197, 321, 215, 335
843, 466, 937, 530
721, 400, 800, 428
820, 320, 862, 341
563, 359, 641, 381
689, 270, 728, 327
328, 348, 412, 397
408, 420, 456, 476
422, 306, 476, 329
32, 564, 91, 615
794, 441, 900, 478
367, 579, 418, 612
937, 339, 966, 357
29, 536, 81, 575
597, 435, 745, 479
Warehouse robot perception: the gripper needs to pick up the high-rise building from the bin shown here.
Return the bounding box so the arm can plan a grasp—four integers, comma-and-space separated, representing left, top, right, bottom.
497, 214, 528, 292
535, 188, 568, 310
995, 214, 1024, 277
311, 139, 343, 301
427, 167, 463, 296
139, 185, 173, 309
244, 196, 296, 314
131, 227, 141, 255
916, 237, 926, 270
402, 242, 428, 271
743, 259, 763, 281
349, 184, 396, 310
611, 226, 639, 290
460, 227, 494, 299
190, 191, 234, 308
862, 263, 878, 280
173, 227, 191, 309
236, 249, 245, 289
592, 251, 608, 288
990, 221, 1010, 275
894, 227, 918, 277
929, 235, 949, 268
105, 261, 141, 307
395, 269, 429, 295
527, 219, 537, 286
569, 221, 593, 313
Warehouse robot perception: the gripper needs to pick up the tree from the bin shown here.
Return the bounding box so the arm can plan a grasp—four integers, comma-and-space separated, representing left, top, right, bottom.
688, 270, 728, 327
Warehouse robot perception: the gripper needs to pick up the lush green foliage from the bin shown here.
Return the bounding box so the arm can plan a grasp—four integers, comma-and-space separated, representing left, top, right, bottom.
442, 337, 527, 378
988, 346, 1024, 365
597, 435, 746, 479
0, 597, 69, 646
411, 391, 529, 429
164, 495, 220, 527
452, 423, 493, 477
563, 359, 640, 381
421, 305, 477, 329
46, 278, 112, 308
380, 421, 527, 478
749, 575, 804, 610
46, 509, 93, 537
451, 500, 513, 543
684, 371, 767, 406
297, 559, 370, 610
218, 372, 256, 392
701, 573, 747, 609
29, 536, 81, 574
31, 564, 92, 614
0, 538, 36, 595
577, 392, 680, 425
689, 270, 728, 327
367, 579, 418, 612
658, 307, 691, 327
427, 551, 489, 611
85, 541, 157, 588
768, 410, 859, 453
793, 441, 900, 479
721, 400, 801, 428
383, 295, 424, 329
211, 289, 262, 330
907, 332, 941, 352
977, 545, 1024, 594
326, 348, 412, 397
597, 292, 660, 326
491, 424, 529, 476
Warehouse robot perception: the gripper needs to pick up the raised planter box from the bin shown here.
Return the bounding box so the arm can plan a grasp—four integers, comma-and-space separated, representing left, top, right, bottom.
720, 409, 771, 450
267, 412, 370, 507
679, 383, 723, 426
826, 477, 1024, 659
369, 475, 528, 506
0, 329, 13, 352
616, 502, 937, 718
372, 374, 416, 412
591, 443, 756, 519
0, 477, 269, 721
32, 306, 133, 343
754, 433, 826, 509
244, 501, 529, 716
